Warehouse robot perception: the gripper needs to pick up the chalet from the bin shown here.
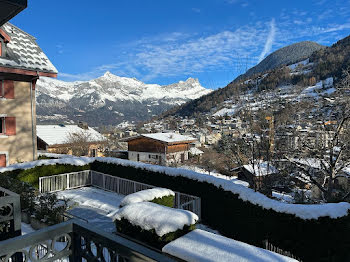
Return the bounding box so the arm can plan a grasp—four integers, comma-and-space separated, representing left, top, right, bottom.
232, 161, 278, 190
125, 133, 196, 165
0, 18, 57, 166
37, 123, 106, 157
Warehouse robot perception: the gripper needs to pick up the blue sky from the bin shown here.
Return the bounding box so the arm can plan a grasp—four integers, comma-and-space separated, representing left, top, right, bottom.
10, 0, 350, 89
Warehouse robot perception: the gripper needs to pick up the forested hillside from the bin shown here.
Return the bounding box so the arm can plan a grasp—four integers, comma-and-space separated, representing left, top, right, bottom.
160, 35, 350, 118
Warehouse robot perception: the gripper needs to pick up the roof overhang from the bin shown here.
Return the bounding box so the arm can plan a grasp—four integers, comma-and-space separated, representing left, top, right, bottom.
123, 135, 196, 145
0, 66, 57, 78
0, 0, 27, 27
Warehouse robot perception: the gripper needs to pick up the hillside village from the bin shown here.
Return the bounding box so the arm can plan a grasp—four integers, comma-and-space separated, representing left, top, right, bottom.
1, 1, 350, 262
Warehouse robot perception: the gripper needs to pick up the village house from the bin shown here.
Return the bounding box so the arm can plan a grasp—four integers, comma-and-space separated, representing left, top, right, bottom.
37, 123, 106, 157
125, 132, 196, 165
232, 161, 279, 190
0, 20, 57, 166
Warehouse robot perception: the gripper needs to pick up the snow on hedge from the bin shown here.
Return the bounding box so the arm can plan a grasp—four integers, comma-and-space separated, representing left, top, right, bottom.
120, 187, 175, 207
38, 152, 75, 159
0, 157, 93, 174
2, 156, 350, 220
162, 229, 298, 262
114, 202, 198, 236
93, 157, 350, 220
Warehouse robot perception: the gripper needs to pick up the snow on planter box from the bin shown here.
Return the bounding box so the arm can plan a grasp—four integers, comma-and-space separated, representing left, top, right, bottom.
120, 187, 175, 207
163, 229, 298, 262
114, 202, 198, 249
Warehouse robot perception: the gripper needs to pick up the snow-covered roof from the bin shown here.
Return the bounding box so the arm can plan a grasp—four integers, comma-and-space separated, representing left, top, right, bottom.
163, 229, 298, 262
0, 23, 57, 74
142, 133, 196, 144
114, 202, 198, 236
243, 161, 278, 176
120, 188, 175, 207
37, 125, 105, 146
189, 147, 204, 155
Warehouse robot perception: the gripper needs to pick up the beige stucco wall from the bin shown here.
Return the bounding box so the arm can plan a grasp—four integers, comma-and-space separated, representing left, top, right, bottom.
0, 81, 37, 165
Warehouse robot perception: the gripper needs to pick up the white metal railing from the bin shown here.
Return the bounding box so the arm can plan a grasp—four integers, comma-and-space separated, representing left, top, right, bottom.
39, 170, 91, 193
39, 170, 201, 219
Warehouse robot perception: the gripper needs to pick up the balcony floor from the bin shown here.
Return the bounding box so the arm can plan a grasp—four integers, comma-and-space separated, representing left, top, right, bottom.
56, 187, 124, 232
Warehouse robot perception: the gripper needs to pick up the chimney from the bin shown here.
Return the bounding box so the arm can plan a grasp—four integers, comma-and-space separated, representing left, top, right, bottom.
78, 121, 89, 130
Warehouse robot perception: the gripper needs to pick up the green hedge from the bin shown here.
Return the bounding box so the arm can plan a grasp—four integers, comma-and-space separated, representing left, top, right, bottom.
1, 164, 90, 188
91, 161, 350, 262
115, 217, 195, 250
151, 195, 174, 208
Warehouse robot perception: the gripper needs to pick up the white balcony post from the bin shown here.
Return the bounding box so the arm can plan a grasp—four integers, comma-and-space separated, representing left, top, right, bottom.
67, 174, 70, 189
39, 177, 42, 193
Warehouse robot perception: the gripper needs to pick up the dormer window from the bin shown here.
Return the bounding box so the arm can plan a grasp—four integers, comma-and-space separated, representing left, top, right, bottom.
0, 28, 11, 57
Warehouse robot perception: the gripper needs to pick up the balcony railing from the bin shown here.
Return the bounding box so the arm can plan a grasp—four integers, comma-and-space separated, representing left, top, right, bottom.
39, 170, 202, 219
0, 186, 21, 241
0, 219, 178, 262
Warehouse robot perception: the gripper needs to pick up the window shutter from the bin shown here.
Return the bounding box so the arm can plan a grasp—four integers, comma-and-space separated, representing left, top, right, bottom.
0, 154, 6, 167
4, 80, 14, 99
0, 43, 2, 56
5, 117, 16, 136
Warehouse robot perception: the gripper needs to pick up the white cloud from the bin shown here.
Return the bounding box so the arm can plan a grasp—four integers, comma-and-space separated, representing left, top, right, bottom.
258, 19, 276, 62
59, 2, 350, 83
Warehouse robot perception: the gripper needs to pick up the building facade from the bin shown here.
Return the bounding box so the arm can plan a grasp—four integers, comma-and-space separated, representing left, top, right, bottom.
37, 124, 106, 157
0, 22, 57, 166
126, 133, 196, 166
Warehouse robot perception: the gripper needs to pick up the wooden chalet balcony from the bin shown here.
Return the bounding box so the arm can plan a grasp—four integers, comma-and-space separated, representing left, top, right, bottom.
0, 0, 27, 26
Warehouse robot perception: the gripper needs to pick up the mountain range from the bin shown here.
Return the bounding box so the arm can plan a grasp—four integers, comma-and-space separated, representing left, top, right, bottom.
36, 72, 212, 126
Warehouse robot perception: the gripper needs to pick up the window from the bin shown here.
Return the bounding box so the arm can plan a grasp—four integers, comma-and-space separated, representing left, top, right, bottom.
0, 118, 4, 134
0, 117, 16, 136
0, 154, 6, 167
0, 80, 14, 99
150, 155, 158, 160
91, 149, 97, 157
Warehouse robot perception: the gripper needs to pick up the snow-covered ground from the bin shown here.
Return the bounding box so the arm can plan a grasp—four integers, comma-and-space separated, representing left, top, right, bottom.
57, 187, 123, 214
180, 166, 250, 187
56, 187, 124, 232
21, 222, 35, 235
272, 191, 294, 203
163, 229, 298, 262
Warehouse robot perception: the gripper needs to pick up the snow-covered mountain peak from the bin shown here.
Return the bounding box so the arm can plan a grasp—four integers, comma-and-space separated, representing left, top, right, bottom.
36, 74, 212, 126
103, 71, 114, 77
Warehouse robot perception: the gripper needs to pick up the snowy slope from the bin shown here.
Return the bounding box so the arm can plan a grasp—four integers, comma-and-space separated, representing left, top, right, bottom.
36, 72, 212, 126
